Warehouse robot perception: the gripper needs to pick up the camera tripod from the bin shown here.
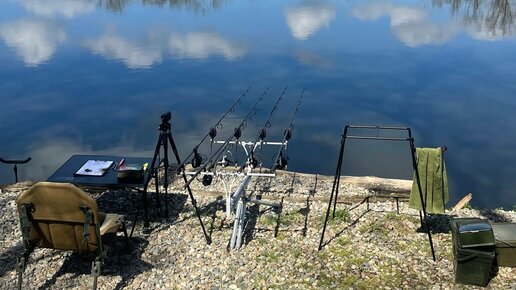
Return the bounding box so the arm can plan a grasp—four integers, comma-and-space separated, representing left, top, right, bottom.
137, 112, 211, 244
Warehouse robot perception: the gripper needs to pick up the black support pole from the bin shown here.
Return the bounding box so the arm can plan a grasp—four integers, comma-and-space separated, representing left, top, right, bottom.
408, 129, 436, 261
0, 157, 31, 183
318, 128, 346, 251
317, 125, 437, 261
332, 126, 348, 218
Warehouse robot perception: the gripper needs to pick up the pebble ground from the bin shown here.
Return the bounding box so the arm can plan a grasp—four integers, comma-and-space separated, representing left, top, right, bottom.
1, 173, 515, 289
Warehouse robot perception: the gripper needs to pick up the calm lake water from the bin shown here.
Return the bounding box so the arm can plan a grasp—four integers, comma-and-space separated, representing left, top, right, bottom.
1, 0, 515, 209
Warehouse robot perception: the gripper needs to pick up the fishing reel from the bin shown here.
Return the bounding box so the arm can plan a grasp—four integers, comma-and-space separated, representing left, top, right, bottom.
259, 128, 267, 140
191, 147, 203, 168
209, 127, 217, 139
275, 152, 289, 170
234, 127, 242, 139
284, 128, 292, 141
202, 174, 213, 186
251, 155, 259, 168
247, 155, 259, 169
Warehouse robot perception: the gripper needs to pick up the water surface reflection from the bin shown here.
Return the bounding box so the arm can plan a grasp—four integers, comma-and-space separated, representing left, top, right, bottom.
0, 19, 66, 66
285, 2, 335, 40
1, 0, 515, 210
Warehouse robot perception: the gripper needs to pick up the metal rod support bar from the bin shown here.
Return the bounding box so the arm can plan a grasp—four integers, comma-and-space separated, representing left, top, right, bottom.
345, 136, 411, 141
213, 141, 286, 146
0, 157, 32, 164
319, 124, 437, 262
346, 125, 409, 131
248, 199, 280, 208
184, 171, 275, 178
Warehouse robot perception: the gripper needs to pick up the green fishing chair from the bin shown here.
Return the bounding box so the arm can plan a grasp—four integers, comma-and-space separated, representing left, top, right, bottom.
15, 182, 129, 289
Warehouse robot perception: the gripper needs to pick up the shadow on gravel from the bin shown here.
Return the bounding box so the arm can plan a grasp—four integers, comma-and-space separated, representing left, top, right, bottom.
96, 190, 188, 225
109, 237, 152, 290
160, 192, 188, 222
0, 243, 24, 277
366, 209, 452, 234
416, 214, 452, 234
298, 196, 311, 237
205, 196, 224, 239
273, 197, 284, 238
244, 195, 284, 245
322, 209, 370, 248
285, 173, 296, 197
243, 199, 261, 245
321, 195, 439, 248
37, 237, 151, 290
479, 209, 512, 222
174, 195, 224, 241
308, 174, 318, 195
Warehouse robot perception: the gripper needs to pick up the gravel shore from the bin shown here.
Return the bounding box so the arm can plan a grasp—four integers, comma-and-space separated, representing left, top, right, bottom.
1, 172, 515, 289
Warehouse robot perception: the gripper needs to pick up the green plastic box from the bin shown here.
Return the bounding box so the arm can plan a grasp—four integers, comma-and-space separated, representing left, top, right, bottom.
491, 223, 516, 267
450, 218, 496, 287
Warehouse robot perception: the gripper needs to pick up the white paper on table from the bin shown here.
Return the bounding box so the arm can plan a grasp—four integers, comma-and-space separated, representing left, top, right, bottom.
75, 160, 114, 176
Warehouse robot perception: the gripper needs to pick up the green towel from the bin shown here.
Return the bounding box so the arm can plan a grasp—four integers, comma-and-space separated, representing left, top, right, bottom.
409, 147, 449, 214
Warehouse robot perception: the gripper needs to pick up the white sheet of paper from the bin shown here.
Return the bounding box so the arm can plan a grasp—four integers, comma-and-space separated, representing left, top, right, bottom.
75, 160, 114, 176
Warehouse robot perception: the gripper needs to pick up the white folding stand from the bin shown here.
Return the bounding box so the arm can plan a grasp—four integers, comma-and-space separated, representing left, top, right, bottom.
189, 140, 285, 250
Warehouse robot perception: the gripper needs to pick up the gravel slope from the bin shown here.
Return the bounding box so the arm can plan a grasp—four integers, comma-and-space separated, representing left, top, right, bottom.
1, 173, 515, 289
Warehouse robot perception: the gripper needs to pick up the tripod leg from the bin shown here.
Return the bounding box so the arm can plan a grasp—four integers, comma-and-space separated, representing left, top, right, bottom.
155, 168, 161, 216
142, 132, 165, 229
163, 133, 170, 218
130, 202, 140, 238
168, 133, 212, 244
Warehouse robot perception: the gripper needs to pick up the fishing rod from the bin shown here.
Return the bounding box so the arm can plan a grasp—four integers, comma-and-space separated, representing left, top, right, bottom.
175, 87, 251, 171
184, 87, 270, 188
270, 88, 304, 172
238, 86, 288, 172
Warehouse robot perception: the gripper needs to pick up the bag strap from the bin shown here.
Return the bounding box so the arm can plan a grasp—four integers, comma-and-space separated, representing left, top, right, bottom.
20, 203, 33, 243
80, 205, 93, 243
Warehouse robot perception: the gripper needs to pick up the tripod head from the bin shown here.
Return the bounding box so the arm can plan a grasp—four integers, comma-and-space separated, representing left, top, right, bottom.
159, 111, 172, 131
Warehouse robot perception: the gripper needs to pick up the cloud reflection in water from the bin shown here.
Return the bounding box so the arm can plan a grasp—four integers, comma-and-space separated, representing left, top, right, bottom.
84, 32, 163, 69
169, 31, 245, 60
20, 0, 95, 18
83, 29, 245, 68
352, 2, 459, 47
285, 3, 335, 40
353, 0, 516, 46
0, 19, 66, 66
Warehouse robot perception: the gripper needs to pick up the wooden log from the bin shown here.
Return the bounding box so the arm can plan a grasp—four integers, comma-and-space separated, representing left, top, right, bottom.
449, 193, 473, 213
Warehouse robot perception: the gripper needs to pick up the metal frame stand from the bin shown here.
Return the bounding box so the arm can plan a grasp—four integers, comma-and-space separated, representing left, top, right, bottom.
318, 125, 436, 261
192, 140, 285, 250
182, 87, 303, 249
0, 157, 31, 183
133, 112, 211, 244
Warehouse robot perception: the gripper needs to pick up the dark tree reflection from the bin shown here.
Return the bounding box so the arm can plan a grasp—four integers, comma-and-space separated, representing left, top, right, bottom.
97, 0, 131, 12
432, 0, 515, 37
97, 0, 231, 14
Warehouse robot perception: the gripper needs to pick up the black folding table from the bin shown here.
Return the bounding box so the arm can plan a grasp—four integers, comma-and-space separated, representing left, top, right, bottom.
47, 154, 152, 237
